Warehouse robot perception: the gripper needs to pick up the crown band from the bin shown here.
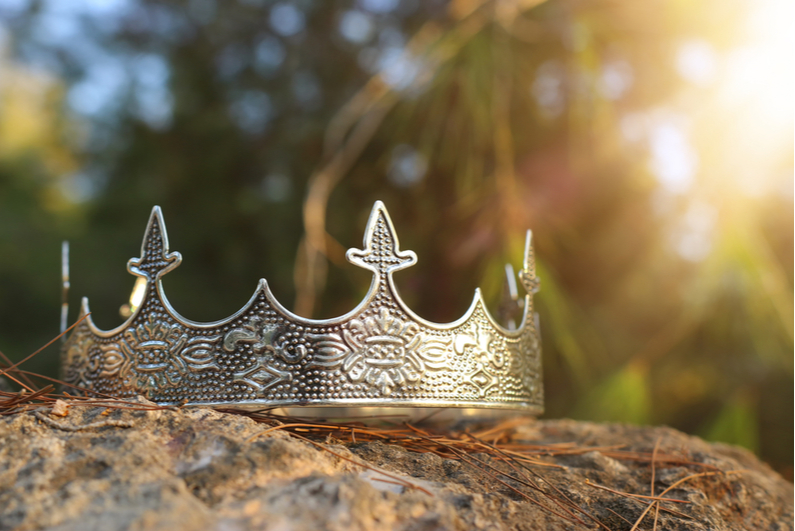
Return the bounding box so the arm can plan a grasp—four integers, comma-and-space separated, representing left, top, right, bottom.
61, 201, 543, 418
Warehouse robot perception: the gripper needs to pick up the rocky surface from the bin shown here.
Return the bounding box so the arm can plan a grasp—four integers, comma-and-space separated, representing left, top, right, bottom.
0, 398, 791, 531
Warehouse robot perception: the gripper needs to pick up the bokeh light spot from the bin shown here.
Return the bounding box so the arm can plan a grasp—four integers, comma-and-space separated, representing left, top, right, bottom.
532, 60, 566, 119
229, 90, 273, 135
270, 3, 305, 37
676, 39, 718, 86
339, 10, 375, 44
255, 35, 286, 75
359, 0, 399, 14
388, 144, 427, 188
260, 174, 292, 202
649, 120, 698, 194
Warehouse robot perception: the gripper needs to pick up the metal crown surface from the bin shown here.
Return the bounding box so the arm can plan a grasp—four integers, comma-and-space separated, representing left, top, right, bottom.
61, 201, 543, 415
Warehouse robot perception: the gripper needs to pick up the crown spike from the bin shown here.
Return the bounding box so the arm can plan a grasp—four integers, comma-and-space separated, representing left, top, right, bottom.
519, 230, 540, 294
79, 296, 90, 317
127, 206, 182, 281
346, 201, 417, 276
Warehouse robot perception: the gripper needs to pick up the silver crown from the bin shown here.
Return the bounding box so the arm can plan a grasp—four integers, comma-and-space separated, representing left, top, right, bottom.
61, 201, 543, 416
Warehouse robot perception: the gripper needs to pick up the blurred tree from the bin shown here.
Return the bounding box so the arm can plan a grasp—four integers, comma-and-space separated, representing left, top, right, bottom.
0, 0, 791, 476
0, 49, 86, 374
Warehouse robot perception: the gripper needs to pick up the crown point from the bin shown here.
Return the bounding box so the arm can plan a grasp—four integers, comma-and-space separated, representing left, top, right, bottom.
255, 279, 272, 298
347, 201, 417, 276
523, 230, 534, 272
472, 287, 487, 307
127, 206, 182, 281
519, 230, 540, 294
80, 296, 90, 316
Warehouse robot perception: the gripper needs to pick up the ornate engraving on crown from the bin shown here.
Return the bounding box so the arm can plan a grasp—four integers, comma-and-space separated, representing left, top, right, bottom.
515, 324, 542, 399
62, 327, 99, 392
309, 308, 451, 396
232, 353, 292, 395
346, 211, 416, 276
180, 336, 223, 372
94, 315, 222, 395
127, 213, 181, 281
108, 315, 188, 392
454, 324, 503, 398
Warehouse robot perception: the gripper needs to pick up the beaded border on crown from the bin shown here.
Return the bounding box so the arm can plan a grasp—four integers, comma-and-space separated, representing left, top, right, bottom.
61, 201, 543, 413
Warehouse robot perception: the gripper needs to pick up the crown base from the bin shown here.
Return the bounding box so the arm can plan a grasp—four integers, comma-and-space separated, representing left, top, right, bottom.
164, 401, 542, 418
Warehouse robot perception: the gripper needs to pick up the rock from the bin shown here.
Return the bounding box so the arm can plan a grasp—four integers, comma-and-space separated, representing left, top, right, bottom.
0, 399, 791, 531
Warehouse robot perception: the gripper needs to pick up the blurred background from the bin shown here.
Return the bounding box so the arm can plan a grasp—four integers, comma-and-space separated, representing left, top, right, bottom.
0, 0, 791, 477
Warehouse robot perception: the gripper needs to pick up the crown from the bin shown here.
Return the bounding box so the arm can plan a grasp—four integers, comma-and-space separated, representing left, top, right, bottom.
61, 201, 543, 415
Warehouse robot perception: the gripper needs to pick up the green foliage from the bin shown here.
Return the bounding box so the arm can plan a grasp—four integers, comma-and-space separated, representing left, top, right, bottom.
575, 363, 651, 426
704, 390, 760, 454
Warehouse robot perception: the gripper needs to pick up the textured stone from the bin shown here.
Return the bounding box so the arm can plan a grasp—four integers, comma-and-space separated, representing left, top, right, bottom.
0, 398, 791, 531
